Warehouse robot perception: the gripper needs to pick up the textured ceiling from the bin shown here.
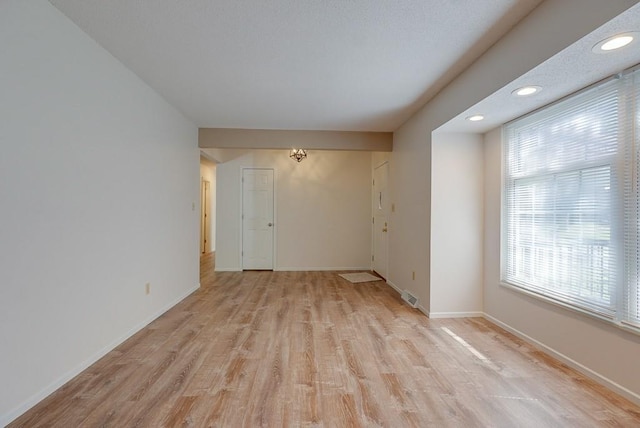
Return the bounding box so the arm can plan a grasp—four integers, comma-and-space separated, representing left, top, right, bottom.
48, 0, 541, 131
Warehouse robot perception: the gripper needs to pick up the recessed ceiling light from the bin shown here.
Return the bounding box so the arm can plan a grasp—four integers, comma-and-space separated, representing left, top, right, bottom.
466, 115, 484, 122
593, 32, 638, 53
512, 85, 542, 96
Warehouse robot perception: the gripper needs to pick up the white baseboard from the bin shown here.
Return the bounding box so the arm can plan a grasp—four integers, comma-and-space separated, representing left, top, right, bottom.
215, 267, 372, 272
417, 305, 429, 317
385, 281, 430, 317
483, 313, 640, 406
275, 266, 372, 272
2, 283, 200, 427
429, 311, 484, 319
385, 280, 402, 294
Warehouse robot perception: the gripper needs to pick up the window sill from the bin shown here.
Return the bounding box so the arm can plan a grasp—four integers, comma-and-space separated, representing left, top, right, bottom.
499, 280, 640, 337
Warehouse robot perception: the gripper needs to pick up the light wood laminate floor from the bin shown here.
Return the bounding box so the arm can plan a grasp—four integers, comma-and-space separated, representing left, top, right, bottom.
10, 252, 640, 427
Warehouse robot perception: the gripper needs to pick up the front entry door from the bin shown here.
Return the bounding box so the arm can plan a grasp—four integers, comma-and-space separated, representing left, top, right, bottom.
242, 168, 274, 270
373, 162, 389, 279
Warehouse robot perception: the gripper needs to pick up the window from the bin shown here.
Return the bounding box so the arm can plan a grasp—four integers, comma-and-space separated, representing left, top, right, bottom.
502, 67, 640, 331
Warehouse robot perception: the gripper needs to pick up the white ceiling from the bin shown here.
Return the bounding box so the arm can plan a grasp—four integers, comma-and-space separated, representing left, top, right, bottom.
438, 2, 640, 134
48, 0, 542, 132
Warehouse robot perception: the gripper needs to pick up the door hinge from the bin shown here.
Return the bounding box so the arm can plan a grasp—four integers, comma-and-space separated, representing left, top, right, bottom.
372, 217, 375, 224
372, 255, 374, 261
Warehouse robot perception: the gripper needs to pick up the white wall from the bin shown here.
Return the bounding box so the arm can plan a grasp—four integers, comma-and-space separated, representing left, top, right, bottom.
430, 133, 484, 317
483, 127, 640, 403
0, 2, 199, 424
215, 150, 372, 271
200, 160, 217, 252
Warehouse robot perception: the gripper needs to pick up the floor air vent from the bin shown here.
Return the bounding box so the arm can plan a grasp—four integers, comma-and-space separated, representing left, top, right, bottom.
401, 290, 419, 308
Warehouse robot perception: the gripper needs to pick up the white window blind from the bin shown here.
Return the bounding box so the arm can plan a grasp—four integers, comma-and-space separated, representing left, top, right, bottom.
503, 67, 640, 331
623, 69, 640, 329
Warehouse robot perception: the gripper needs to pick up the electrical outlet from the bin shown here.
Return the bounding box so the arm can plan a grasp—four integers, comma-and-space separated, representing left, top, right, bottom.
412, 271, 415, 280
145, 282, 151, 295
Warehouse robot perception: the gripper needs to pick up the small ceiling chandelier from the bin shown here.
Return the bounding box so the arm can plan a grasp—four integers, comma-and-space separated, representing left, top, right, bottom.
289, 148, 307, 162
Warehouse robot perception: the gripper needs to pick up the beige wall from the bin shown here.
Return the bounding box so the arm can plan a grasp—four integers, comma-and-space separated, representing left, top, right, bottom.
483, 127, 640, 403
199, 128, 392, 151
389, 0, 632, 315
388, 120, 432, 311
372, 152, 391, 169
215, 149, 372, 271
430, 133, 484, 317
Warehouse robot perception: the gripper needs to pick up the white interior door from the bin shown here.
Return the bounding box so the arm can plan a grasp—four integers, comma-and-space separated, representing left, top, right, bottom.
373, 162, 389, 278
242, 168, 274, 270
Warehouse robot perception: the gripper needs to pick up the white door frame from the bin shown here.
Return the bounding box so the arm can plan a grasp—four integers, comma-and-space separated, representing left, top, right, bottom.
240, 167, 277, 270
200, 179, 210, 254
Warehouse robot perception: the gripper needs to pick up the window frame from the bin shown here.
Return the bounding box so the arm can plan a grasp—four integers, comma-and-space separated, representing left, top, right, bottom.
500, 68, 640, 335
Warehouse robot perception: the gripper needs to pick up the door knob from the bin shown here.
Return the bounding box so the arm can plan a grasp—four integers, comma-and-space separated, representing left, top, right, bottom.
382, 227, 388, 232
268, 222, 273, 227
